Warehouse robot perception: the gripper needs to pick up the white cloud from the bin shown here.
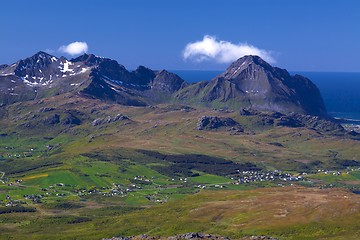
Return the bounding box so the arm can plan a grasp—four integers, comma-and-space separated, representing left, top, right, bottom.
183, 35, 275, 64
58, 41, 88, 56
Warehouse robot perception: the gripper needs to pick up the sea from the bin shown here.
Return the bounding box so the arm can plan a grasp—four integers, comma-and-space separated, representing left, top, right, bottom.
172, 70, 360, 122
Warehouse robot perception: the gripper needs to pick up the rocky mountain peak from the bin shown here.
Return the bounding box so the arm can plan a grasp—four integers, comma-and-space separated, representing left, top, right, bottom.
33, 51, 55, 59
152, 70, 187, 93
176, 55, 328, 117
0, 64, 8, 71
219, 55, 273, 81
71, 53, 105, 66
232, 55, 270, 67
14, 51, 58, 77
132, 66, 156, 86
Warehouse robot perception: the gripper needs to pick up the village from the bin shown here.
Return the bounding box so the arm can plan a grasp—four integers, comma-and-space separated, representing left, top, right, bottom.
232, 170, 304, 184
1, 168, 360, 208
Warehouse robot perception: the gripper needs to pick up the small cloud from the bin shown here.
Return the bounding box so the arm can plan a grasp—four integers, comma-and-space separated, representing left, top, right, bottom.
58, 41, 88, 56
183, 35, 275, 64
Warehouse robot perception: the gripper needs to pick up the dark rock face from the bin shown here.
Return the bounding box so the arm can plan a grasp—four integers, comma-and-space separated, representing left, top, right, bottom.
81, 71, 148, 106
133, 66, 156, 86
79, 58, 188, 105
177, 55, 328, 117
96, 59, 134, 85
197, 116, 243, 131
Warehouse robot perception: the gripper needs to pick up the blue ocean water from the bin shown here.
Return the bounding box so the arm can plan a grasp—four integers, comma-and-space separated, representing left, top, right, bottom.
172, 70, 360, 120
295, 72, 360, 121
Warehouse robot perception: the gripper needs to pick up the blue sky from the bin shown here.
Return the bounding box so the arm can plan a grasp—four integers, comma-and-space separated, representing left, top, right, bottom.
1, 0, 359, 71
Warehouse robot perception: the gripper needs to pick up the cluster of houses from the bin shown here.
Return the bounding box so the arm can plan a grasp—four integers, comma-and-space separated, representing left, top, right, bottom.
132, 175, 153, 185
196, 184, 226, 189
1, 145, 58, 161
3, 179, 22, 186
2, 169, 359, 207
2, 146, 35, 159
99, 183, 136, 197
317, 169, 342, 175
75, 182, 143, 198
24, 184, 68, 199
316, 168, 360, 175
2, 195, 26, 207
232, 170, 304, 184
170, 177, 188, 183
24, 194, 43, 203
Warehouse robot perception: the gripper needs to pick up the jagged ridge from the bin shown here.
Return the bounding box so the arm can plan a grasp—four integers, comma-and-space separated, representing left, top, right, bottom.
0, 52, 187, 106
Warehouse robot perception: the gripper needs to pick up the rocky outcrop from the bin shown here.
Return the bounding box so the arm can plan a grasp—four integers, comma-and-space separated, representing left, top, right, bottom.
31, 112, 82, 126
197, 116, 243, 132
243, 237, 279, 240
289, 113, 343, 132
103, 233, 229, 240
92, 114, 130, 126
275, 116, 303, 128
103, 233, 278, 240
43, 114, 60, 125
239, 108, 344, 133
39, 107, 55, 112
61, 113, 81, 125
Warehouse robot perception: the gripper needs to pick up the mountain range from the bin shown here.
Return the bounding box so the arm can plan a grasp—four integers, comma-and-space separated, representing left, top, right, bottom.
1, 51, 327, 117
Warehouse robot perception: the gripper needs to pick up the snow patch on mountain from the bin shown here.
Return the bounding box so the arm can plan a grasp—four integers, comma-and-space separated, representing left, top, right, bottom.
60, 60, 74, 73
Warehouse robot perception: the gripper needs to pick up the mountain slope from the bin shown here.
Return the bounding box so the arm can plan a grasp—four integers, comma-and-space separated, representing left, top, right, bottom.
0, 52, 188, 106
176, 55, 327, 117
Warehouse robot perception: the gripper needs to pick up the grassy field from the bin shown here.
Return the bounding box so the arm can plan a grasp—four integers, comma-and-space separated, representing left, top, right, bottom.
0, 96, 360, 239
0, 187, 359, 239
